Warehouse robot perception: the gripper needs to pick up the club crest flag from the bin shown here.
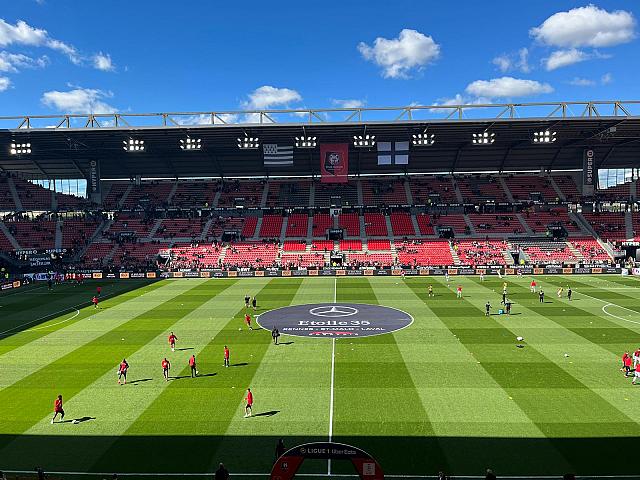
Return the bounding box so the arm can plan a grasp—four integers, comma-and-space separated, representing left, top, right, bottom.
320, 144, 349, 183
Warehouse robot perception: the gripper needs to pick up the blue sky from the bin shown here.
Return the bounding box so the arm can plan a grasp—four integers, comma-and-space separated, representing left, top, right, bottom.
0, 0, 638, 119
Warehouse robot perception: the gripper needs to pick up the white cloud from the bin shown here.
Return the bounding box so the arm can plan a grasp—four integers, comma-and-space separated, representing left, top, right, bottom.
0, 76, 10, 92
242, 85, 302, 110
0, 51, 48, 72
601, 72, 613, 84
92, 52, 114, 71
465, 77, 553, 98
429, 93, 491, 112
543, 48, 590, 70
492, 48, 531, 73
530, 5, 636, 48
41, 87, 117, 114
569, 77, 596, 87
357, 29, 440, 78
0, 18, 111, 68
332, 99, 365, 109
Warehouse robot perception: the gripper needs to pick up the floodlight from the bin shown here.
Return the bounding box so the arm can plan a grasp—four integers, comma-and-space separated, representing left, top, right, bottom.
472, 132, 495, 145
295, 136, 317, 148
353, 134, 376, 147
180, 137, 202, 150
123, 138, 145, 152
237, 137, 259, 149
533, 130, 557, 144
10, 142, 31, 155
412, 133, 435, 146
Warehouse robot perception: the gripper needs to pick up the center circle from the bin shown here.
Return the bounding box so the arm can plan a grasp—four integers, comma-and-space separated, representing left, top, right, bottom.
256, 303, 413, 338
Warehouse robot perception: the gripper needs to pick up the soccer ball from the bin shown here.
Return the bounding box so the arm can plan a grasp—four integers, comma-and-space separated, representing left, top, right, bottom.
196, 370, 199, 375
516, 336, 524, 342
564, 353, 569, 357
238, 328, 242, 331
72, 419, 80, 424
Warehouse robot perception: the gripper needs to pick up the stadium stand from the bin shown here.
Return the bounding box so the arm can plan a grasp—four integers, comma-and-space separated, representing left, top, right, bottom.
396, 240, 454, 266
266, 181, 311, 207
361, 179, 408, 205
468, 214, 524, 234
259, 214, 284, 238
457, 176, 507, 202
583, 212, 628, 241
171, 181, 218, 207
454, 240, 509, 265
410, 176, 456, 203
312, 213, 332, 237
338, 213, 360, 236
390, 212, 415, 236
363, 212, 388, 236
314, 182, 358, 207
217, 180, 264, 208
284, 213, 308, 237
504, 175, 558, 201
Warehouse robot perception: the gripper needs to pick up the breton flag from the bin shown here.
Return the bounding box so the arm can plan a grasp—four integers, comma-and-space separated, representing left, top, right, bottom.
263, 144, 294, 166
377, 141, 409, 165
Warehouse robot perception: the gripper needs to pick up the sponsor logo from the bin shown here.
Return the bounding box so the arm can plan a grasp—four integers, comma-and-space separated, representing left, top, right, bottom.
257, 303, 413, 339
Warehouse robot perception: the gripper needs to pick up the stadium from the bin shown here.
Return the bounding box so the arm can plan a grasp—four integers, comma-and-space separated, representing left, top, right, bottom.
2, 3, 640, 480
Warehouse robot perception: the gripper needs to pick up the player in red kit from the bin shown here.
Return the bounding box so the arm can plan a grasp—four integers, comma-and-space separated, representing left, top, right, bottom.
97, 286, 102, 297
51, 394, 64, 424
118, 358, 129, 385
456, 285, 462, 299
162, 357, 171, 381
244, 388, 253, 418
168, 332, 178, 352
245, 314, 253, 330
189, 354, 198, 377
623, 352, 632, 377
223, 345, 230, 368
92, 296, 99, 309
530, 280, 537, 293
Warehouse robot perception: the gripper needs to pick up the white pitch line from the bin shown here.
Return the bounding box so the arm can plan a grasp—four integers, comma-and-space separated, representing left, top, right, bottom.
27, 309, 80, 331
0, 290, 121, 338
328, 336, 336, 475
328, 275, 337, 475
574, 290, 640, 327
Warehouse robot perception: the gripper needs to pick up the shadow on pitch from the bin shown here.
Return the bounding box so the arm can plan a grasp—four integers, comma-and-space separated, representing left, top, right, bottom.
231, 362, 248, 367
59, 416, 95, 424
175, 347, 194, 352
128, 378, 153, 385
278, 341, 294, 345
253, 410, 279, 417
171, 373, 217, 380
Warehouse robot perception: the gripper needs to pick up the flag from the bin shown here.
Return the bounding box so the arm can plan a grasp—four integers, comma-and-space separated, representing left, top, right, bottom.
320, 144, 349, 183
263, 144, 294, 166
377, 141, 409, 165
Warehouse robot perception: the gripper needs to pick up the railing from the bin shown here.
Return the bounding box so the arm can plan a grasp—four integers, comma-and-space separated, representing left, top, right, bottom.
1, 101, 639, 130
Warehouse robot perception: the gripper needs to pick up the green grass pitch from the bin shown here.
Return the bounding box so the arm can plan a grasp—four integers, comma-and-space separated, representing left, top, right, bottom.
1, 275, 640, 478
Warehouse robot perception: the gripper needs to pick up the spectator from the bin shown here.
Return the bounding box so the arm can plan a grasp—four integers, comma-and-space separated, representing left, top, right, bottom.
215, 463, 229, 480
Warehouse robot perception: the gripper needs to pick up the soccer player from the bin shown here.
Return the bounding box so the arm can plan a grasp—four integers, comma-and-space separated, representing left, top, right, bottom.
223, 345, 230, 368
162, 357, 171, 381
244, 388, 254, 418
252, 296, 257, 311
168, 332, 178, 352
189, 354, 197, 377
633, 347, 640, 368
51, 394, 64, 424
501, 291, 507, 305
624, 353, 633, 377
479, 271, 485, 282
456, 285, 462, 299
557, 287, 563, 298
47, 278, 53, 291
633, 362, 640, 385
271, 327, 280, 345
445, 272, 450, 284
505, 300, 512, 315
485, 301, 491, 316
244, 294, 250, 309
428, 285, 434, 297
621, 351, 630, 372
567, 287, 572, 301
539, 289, 545, 303
97, 286, 102, 297
118, 358, 129, 385
92, 295, 99, 309
530, 279, 537, 293
245, 313, 253, 330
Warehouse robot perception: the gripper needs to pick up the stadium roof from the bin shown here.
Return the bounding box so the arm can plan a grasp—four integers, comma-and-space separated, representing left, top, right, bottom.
0, 100, 639, 179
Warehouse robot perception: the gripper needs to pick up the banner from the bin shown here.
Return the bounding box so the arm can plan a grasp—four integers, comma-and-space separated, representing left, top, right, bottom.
320, 144, 349, 183
583, 149, 595, 195
89, 160, 101, 194
263, 144, 293, 166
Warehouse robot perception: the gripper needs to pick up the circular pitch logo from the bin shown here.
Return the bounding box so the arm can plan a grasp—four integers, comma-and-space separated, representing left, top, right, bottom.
256, 303, 413, 338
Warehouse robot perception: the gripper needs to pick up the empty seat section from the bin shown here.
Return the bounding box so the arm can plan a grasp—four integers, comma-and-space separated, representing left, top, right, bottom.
390, 212, 415, 236
259, 215, 284, 237
364, 212, 388, 236
312, 213, 332, 237
285, 214, 308, 237
361, 180, 407, 205
339, 213, 360, 236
